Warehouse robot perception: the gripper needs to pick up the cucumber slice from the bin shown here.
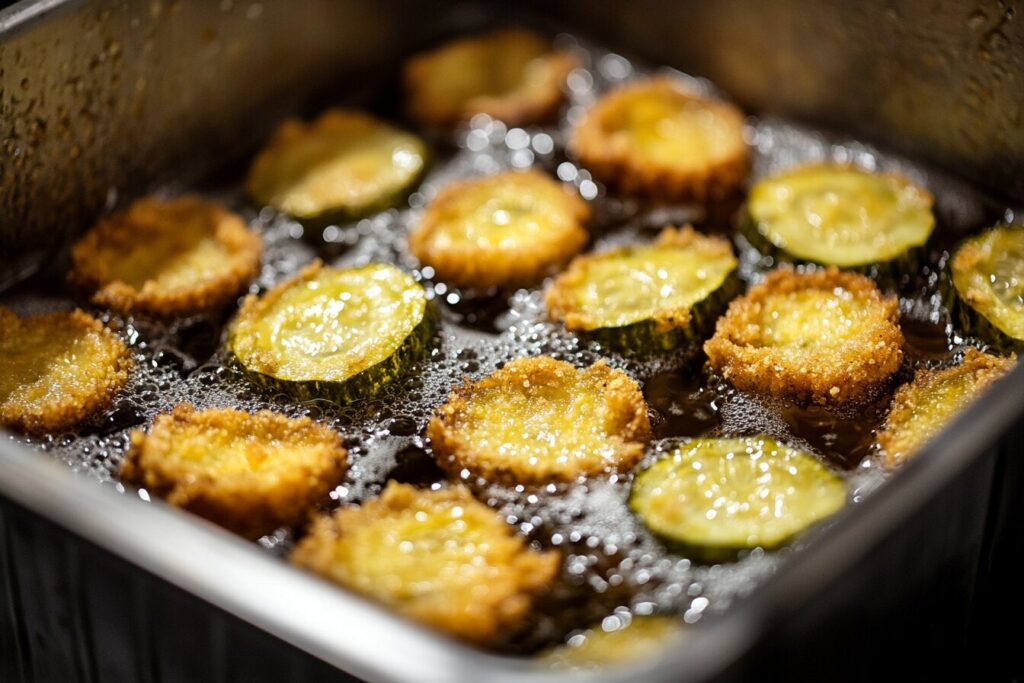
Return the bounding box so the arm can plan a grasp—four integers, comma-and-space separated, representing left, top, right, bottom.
247, 110, 428, 224
540, 615, 685, 669
630, 436, 846, 559
228, 262, 437, 403
950, 225, 1024, 351
744, 164, 934, 272
877, 348, 1014, 468
545, 226, 739, 351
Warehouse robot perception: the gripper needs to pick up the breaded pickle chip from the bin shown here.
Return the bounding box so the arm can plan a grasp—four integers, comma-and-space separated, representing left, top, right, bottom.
290, 482, 559, 644
70, 197, 262, 317
704, 267, 903, 405
0, 307, 132, 434
409, 170, 589, 289
428, 356, 651, 484
228, 261, 436, 403
744, 164, 935, 272
545, 226, 739, 351
404, 28, 577, 127
247, 110, 428, 222
950, 225, 1024, 351
571, 77, 748, 201
630, 437, 846, 559
878, 348, 1015, 468
540, 615, 685, 669
121, 404, 347, 539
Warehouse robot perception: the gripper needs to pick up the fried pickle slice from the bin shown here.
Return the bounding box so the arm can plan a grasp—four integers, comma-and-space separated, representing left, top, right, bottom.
0, 307, 132, 434
121, 404, 347, 539
404, 28, 578, 127
630, 436, 846, 559
877, 348, 1015, 468
409, 170, 589, 289
247, 109, 427, 223
545, 225, 739, 351
428, 356, 651, 484
69, 196, 261, 317
950, 225, 1024, 351
571, 77, 749, 201
704, 267, 903, 405
227, 261, 436, 403
290, 481, 559, 645
539, 615, 686, 669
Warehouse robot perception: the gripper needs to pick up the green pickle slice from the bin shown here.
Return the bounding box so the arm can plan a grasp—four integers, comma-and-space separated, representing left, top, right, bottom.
228, 262, 436, 402
247, 110, 428, 223
950, 225, 1024, 350
546, 226, 739, 351
745, 164, 934, 270
539, 615, 685, 669
630, 436, 846, 559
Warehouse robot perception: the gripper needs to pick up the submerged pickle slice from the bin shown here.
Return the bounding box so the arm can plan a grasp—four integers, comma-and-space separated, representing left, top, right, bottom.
539, 615, 685, 669
704, 267, 903, 405
69, 197, 262, 317
630, 437, 846, 558
0, 307, 132, 434
877, 348, 1015, 468
428, 356, 651, 484
404, 28, 577, 127
546, 225, 738, 351
227, 261, 435, 402
290, 482, 559, 644
121, 404, 347, 539
409, 170, 589, 289
247, 110, 427, 222
950, 225, 1024, 350
745, 164, 934, 270
571, 77, 749, 200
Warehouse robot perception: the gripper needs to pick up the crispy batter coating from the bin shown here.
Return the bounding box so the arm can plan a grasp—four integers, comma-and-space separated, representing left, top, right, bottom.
545, 225, 737, 333
0, 307, 132, 434
704, 267, 903, 405
878, 348, 1015, 468
409, 170, 589, 289
121, 404, 347, 539
69, 196, 261, 317
404, 28, 578, 127
951, 226, 1024, 346
571, 77, 749, 201
428, 356, 651, 484
247, 109, 427, 221
290, 482, 559, 644
540, 616, 685, 669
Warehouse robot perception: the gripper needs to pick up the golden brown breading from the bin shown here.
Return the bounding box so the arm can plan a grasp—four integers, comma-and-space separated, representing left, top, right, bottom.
409, 170, 589, 289
428, 356, 651, 484
246, 109, 428, 222
545, 225, 737, 333
571, 77, 749, 201
70, 196, 261, 317
290, 482, 559, 645
0, 307, 132, 434
404, 28, 578, 127
121, 404, 347, 539
878, 348, 1015, 468
704, 267, 903, 405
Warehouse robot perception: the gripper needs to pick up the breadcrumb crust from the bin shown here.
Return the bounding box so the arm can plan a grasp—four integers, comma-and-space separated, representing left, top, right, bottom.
428, 356, 651, 484
878, 348, 1015, 468
121, 404, 347, 539
571, 77, 749, 201
409, 170, 589, 289
545, 225, 736, 333
404, 29, 577, 127
290, 482, 559, 644
704, 267, 903, 405
0, 307, 132, 434
69, 196, 261, 317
